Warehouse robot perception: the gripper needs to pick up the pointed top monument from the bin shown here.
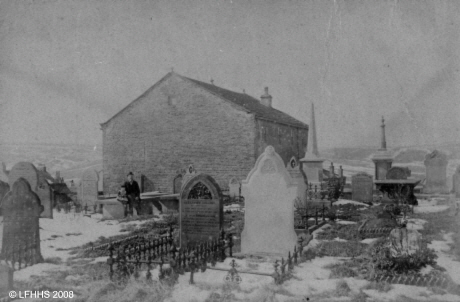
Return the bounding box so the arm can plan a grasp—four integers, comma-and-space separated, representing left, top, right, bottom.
371, 115, 393, 180
300, 102, 323, 162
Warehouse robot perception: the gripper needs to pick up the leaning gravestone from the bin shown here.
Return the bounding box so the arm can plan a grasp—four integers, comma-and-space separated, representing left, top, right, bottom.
37, 179, 53, 219
179, 174, 223, 248
286, 157, 307, 202
452, 165, 460, 198
241, 146, 298, 257
79, 169, 99, 207
8, 162, 39, 191
0, 178, 44, 264
424, 150, 449, 194
351, 172, 373, 203
228, 177, 240, 198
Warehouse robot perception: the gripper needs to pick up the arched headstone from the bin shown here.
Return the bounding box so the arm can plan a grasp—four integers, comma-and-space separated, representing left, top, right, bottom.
453, 165, 460, 198
0, 178, 44, 264
173, 174, 183, 194
424, 150, 449, 193
179, 174, 223, 248
228, 177, 240, 198
241, 146, 297, 257
286, 156, 307, 202
79, 169, 99, 206
37, 180, 53, 218
351, 172, 373, 202
8, 162, 39, 191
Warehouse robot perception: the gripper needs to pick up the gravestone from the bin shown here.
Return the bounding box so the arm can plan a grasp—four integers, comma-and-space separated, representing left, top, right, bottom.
173, 173, 183, 194
36, 180, 53, 218
0, 162, 8, 182
452, 165, 460, 198
228, 177, 240, 198
8, 162, 39, 191
241, 146, 298, 257
351, 172, 373, 203
179, 174, 223, 248
181, 165, 197, 190
99, 199, 125, 220
424, 150, 449, 194
0, 178, 44, 264
0, 180, 10, 202
386, 167, 411, 180
0, 264, 13, 295
389, 227, 423, 257
79, 169, 99, 207
286, 157, 307, 202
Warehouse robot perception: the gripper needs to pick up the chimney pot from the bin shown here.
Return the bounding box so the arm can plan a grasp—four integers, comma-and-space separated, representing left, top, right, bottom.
260, 87, 272, 107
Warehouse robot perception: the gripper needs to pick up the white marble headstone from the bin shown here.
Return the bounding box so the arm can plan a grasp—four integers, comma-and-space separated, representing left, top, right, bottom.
228, 177, 240, 198
241, 146, 298, 257
286, 156, 307, 202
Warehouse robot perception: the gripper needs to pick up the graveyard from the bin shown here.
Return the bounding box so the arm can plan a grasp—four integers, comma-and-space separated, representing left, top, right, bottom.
1, 139, 460, 302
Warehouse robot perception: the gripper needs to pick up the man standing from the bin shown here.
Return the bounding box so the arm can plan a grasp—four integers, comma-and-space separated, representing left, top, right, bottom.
124, 172, 140, 217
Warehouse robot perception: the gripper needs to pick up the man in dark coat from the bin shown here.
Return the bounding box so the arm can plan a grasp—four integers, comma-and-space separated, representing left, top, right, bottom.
124, 172, 140, 217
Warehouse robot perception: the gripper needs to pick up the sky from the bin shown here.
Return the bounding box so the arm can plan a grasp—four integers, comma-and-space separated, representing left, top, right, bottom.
0, 0, 459, 149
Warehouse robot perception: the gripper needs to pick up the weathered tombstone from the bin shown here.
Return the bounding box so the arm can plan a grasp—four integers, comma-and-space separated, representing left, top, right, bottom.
0, 180, 9, 202
179, 174, 223, 248
79, 169, 99, 207
453, 165, 460, 198
351, 172, 373, 203
181, 164, 197, 190
389, 227, 423, 257
0, 178, 44, 264
424, 150, 449, 194
36, 180, 53, 218
0, 264, 13, 294
8, 162, 39, 191
99, 199, 125, 220
228, 177, 240, 198
386, 167, 411, 180
286, 156, 307, 202
241, 146, 298, 257
173, 173, 183, 194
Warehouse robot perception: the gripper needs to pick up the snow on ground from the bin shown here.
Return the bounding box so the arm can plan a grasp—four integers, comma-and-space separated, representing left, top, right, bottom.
336, 220, 357, 225
429, 233, 460, 285
334, 199, 369, 207
0, 210, 148, 261
414, 205, 450, 213
361, 238, 379, 244
13, 263, 71, 282
406, 218, 427, 231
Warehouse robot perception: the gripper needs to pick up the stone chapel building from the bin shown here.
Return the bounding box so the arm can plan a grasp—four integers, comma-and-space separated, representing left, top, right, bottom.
100, 72, 309, 194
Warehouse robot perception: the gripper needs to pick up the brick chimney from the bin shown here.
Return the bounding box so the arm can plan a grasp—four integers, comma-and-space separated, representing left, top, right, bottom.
260, 87, 272, 107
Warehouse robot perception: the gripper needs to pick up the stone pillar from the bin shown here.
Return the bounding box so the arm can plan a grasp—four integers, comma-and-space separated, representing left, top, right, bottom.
371, 116, 393, 180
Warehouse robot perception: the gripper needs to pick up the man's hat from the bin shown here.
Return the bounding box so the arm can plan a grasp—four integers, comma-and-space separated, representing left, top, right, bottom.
127, 172, 134, 176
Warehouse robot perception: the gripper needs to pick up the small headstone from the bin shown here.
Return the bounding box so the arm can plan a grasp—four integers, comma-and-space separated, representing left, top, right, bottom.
0, 180, 10, 202
0, 162, 8, 182
386, 167, 411, 180
173, 173, 183, 194
228, 177, 240, 198
99, 200, 125, 220
181, 165, 197, 189
286, 157, 307, 202
424, 150, 449, 194
179, 174, 223, 248
37, 180, 53, 218
8, 162, 39, 191
452, 165, 460, 198
0, 264, 13, 294
351, 172, 373, 203
0, 178, 44, 263
389, 227, 423, 257
241, 146, 298, 257
79, 169, 99, 207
